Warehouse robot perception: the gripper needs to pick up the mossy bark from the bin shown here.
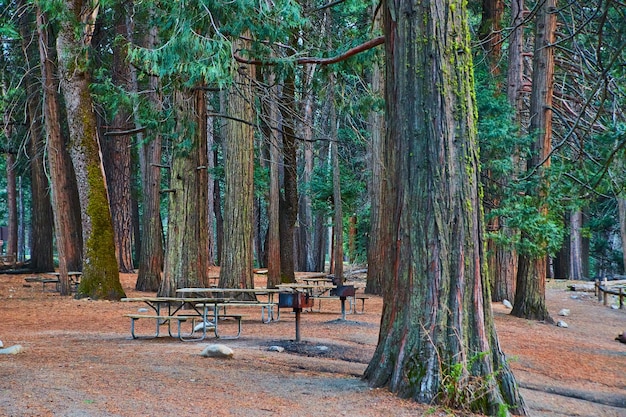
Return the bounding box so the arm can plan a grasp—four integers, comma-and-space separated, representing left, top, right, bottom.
363, 0, 526, 414
56, 0, 124, 300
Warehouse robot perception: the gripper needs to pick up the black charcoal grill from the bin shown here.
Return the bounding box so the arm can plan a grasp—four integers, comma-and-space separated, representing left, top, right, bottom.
330, 284, 355, 320
279, 292, 313, 342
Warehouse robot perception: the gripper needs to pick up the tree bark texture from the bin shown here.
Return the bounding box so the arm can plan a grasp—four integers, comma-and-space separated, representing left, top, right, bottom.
366, 17, 386, 295
56, 0, 124, 300
297, 64, 317, 272
101, 1, 134, 273
219, 51, 256, 290
278, 72, 298, 283
37, 8, 84, 294
329, 74, 343, 280
364, 0, 526, 413
266, 73, 282, 288
136, 23, 164, 292
18, 4, 55, 272
160, 89, 209, 296
512, 0, 556, 322
569, 209, 584, 280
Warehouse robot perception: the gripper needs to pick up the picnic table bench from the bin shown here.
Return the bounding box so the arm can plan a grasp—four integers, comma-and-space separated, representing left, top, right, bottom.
121, 297, 244, 340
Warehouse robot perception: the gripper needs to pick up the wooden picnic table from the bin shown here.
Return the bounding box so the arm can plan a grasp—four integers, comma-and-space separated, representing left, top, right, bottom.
121, 296, 244, 340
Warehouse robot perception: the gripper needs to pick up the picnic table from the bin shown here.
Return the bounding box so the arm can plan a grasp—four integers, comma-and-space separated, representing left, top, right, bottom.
177, 287, 283, 323
24, 271, 82, 292
121, 297, 244, 340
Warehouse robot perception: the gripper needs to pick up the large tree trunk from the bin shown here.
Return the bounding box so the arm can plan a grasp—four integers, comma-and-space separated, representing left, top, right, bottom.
36, 8, 83, 291
18, 4, 54, 272
363, 0, 526, 413
56, 0, 124, 300
512, 0, 556, 323
219, 45, 255, 290
136, 23, 164, 292
159, 89, 209, 296
102, 1, 134, 273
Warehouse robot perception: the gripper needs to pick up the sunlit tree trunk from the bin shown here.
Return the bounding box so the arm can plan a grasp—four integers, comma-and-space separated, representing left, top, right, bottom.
512, 0, 556, 323
364, 0, 526, 412
56, 0, 124, 300
219, 40, 255, 290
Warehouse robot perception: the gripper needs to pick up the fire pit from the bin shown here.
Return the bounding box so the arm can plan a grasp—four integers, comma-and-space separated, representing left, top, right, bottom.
278, 292, 314, 342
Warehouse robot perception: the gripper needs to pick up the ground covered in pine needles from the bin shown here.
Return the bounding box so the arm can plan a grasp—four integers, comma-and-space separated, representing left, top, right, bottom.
0, 269, 624, 416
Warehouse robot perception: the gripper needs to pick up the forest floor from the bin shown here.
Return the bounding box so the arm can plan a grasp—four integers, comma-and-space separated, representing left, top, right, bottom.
0, 268, 624, 417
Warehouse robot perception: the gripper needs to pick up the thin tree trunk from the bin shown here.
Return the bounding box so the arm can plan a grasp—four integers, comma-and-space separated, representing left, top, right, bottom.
266, 73, 282, 288
512, 0, 556, 323
136, 23, 164, 292
19, 4, 54, 272
569, 209, 584, 280
366, 11, 386, 294
297, 64, 317, 272
329, 74, 343, 280
37, 8, 83, 291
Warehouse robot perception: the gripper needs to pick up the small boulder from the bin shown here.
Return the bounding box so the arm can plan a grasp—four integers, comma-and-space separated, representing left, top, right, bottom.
268, 345, 285, 352
558, 309, 570, 316
556, 320, 568, 328
502, 299, 513, 309
0, 345, 24, 355
201, 344, 234, 359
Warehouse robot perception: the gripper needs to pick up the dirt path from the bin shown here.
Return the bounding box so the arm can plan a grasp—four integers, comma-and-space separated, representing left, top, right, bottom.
0, 272, 624, 416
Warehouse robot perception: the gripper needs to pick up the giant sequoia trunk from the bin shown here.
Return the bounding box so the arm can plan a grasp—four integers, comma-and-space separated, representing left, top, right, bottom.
512, 0, 556, 323
159, 89, 209, 296
219, 51, 256, 290
364, 0, 526, 413
56, 1, 124, 300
